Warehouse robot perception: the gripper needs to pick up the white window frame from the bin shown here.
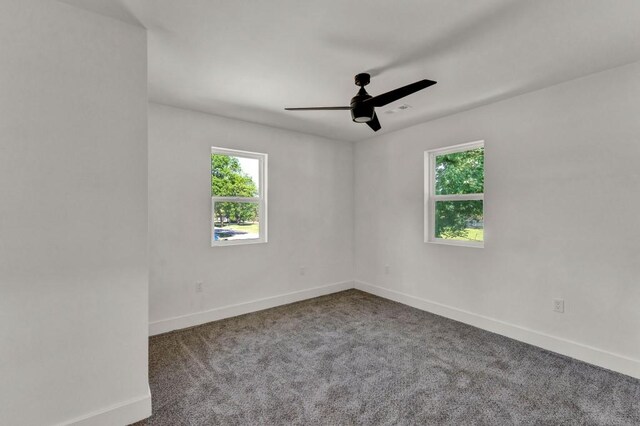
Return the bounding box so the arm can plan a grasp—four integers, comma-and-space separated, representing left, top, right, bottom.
211, 147, 267, 247
424, 140, 484, 248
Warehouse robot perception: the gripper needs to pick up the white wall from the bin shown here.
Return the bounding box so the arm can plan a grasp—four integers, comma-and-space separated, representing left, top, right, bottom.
148, 103, 354, 333
354, 61, 640, 378
0, 1, 150, 425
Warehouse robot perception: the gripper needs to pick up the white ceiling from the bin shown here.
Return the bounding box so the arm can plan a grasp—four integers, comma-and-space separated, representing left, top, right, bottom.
61, 0, 640, 142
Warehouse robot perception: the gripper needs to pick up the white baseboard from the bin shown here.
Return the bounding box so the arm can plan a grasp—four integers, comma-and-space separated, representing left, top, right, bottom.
355, 280, 640, 380
147, 279, 640, 379
149, 281, 354, 336
58, 386, 151, 426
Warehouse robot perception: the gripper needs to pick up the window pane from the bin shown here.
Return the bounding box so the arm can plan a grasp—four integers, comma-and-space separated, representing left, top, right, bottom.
435, 147, 484, 195
435, 200, 483, 242
211, 154, 259, 197
213, 201, 260, 241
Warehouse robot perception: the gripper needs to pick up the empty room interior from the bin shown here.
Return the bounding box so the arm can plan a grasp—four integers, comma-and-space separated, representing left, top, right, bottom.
2, 0, 640, 425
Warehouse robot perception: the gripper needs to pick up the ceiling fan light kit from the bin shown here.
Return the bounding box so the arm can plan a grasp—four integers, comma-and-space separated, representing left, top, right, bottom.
285, 72, 436, 132
352, 112, 374, 123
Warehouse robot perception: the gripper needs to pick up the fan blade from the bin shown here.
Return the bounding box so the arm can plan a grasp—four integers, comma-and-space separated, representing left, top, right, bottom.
365, 79, 436, 107
284, 106, 351, 111
367, 113, 381, 132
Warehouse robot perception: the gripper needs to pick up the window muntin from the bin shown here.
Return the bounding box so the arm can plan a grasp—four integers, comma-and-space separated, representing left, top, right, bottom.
211, 147, 267, 246
425, 141, 484, 247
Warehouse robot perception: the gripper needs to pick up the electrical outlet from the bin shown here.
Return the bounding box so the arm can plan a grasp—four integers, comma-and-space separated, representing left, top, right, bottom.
553, 298, 564, 313
195, 281, 204, 293
299, 266, 306, 276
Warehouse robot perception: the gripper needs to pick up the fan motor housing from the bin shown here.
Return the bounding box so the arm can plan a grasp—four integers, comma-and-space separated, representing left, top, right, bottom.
351, 87, 374, 123
351, 102, 374, 123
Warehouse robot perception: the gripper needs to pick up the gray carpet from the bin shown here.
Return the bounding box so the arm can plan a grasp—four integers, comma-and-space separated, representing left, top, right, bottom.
135, 290, 640, 425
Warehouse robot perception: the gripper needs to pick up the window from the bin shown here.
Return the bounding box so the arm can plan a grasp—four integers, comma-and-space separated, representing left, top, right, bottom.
425, 141, 484, 247
211, 147, 267, 246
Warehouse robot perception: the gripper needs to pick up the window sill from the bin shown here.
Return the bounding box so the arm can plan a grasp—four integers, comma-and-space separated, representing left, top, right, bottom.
211, 239, 267, 247
426, 238, 484, 248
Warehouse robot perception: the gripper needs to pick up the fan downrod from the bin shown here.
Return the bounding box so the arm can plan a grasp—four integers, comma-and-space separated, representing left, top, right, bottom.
354, 73, 370, 87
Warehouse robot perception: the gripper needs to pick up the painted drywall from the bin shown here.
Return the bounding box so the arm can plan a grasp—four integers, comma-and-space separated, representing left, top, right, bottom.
148, 103, 354, 332
0, 1, 150, 425
354, 61, 640, 377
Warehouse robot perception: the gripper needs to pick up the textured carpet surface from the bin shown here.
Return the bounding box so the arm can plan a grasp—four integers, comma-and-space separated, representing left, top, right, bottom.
135, 290, 640, 425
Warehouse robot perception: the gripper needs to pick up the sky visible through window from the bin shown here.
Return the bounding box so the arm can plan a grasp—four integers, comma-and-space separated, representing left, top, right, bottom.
238, 157, 259, 190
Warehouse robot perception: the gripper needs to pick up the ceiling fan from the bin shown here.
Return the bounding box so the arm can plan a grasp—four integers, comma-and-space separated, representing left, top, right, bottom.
285, 73, 436, 132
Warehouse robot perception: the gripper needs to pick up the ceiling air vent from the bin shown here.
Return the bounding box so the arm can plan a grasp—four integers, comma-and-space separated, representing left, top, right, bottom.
385, 104, 412, 114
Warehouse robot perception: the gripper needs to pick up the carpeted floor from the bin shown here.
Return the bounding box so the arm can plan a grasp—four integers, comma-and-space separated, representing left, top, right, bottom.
135, 290, 640, 425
